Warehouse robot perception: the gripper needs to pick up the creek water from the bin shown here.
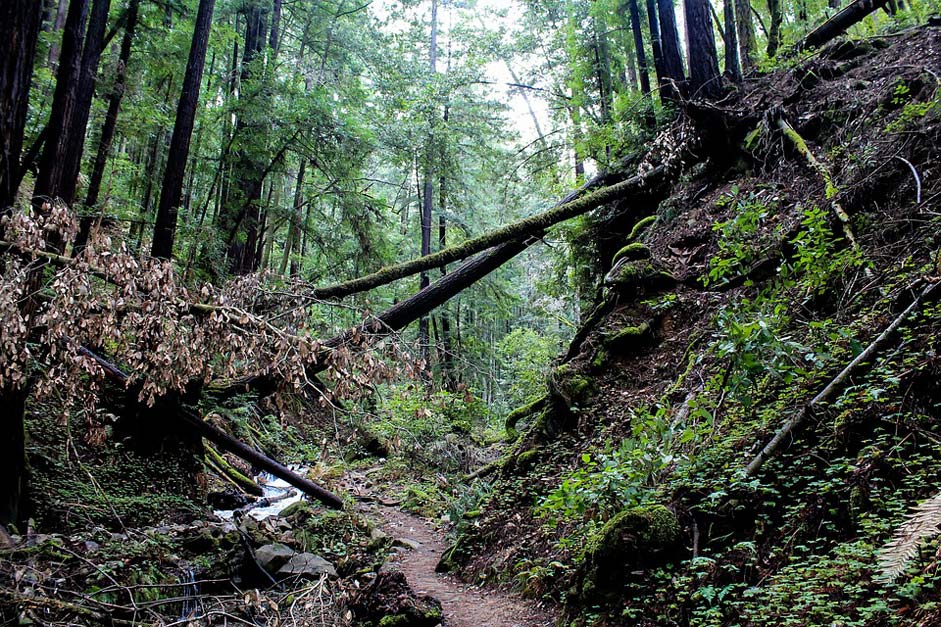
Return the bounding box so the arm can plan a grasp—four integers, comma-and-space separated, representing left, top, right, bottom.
213, 468, 306, 521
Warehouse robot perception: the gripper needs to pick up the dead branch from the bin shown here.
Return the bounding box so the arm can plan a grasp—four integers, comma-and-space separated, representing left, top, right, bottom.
744, 279, 941, 477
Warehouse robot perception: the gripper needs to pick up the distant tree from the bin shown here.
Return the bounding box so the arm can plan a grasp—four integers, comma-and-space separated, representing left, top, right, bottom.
767, 0, 783, 57
724, 0, 743, 81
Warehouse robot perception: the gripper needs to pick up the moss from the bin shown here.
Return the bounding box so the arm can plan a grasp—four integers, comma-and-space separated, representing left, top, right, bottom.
603, 320, 653, 351
605, 261, 675, 292
591, 348, 608, 369
611, 242, 652, 266
504, 395, 548, 442
515, 448, 540, 471
576, 505, 682, 603
627, 215, 656, 242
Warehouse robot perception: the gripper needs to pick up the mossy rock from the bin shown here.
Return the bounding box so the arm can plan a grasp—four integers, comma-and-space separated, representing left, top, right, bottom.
626, 214, 656, 242
604, 259, 675, 293
575, 505, 682, 603
550, 364, 594, 407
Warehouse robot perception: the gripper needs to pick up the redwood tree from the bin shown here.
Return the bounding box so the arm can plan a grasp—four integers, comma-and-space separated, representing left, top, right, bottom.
151, 0, 217, 259
656, 0, 686, 101
0, 0, 43, 529
684, 0, 722, 98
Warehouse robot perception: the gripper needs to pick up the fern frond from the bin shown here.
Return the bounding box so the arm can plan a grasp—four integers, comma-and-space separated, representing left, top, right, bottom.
877, 491, 941, 582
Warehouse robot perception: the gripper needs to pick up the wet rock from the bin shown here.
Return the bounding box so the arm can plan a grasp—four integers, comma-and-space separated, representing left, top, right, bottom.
255, 543, 295, 573
276, 552, 337, 579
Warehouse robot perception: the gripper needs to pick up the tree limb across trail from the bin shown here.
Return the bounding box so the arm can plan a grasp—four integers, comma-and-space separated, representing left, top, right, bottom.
307, 165, 667, 300
218, 164, 670, 397
76, 346, 345, 510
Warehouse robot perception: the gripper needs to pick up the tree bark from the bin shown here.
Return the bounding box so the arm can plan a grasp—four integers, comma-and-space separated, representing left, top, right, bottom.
736, 0, 756, 70
151, 0, 217, 259
657, 0, 686, 101
0, 0, 43, 215
685, 0, 722, 99
797, 0, 889, 51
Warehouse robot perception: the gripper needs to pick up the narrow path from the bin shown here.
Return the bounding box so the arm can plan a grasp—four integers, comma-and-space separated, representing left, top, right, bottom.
364, 502, 554, 627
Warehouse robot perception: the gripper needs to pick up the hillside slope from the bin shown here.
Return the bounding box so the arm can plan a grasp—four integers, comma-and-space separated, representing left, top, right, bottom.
445, 25, 941, 626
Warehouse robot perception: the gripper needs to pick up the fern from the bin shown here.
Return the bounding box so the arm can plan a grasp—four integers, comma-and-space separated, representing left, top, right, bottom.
877, 491, 941, 582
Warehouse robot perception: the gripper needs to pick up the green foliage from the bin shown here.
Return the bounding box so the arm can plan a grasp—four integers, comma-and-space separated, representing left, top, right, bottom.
496, 328, 560, 410
707, 187, 779, 286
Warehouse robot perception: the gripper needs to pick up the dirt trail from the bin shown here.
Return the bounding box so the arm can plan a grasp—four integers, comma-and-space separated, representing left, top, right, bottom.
368, 503, 554, 627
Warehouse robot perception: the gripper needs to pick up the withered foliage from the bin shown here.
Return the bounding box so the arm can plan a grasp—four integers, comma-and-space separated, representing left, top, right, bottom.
0, 206, 423, 423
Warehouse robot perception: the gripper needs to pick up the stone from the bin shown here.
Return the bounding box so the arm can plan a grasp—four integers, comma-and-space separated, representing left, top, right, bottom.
276, 552, 337, 579
255, 543, 295, 573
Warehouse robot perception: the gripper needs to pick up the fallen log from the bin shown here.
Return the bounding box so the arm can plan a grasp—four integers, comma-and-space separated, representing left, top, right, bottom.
795, 0, 890, 52
744, 279, 941, 477
76, 346, 345, 510
307, 165, 667, 300
218, 166, 672, 398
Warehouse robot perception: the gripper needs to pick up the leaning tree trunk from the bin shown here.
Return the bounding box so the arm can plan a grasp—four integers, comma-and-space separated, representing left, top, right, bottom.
151, 0, 216, 259
685, 0, 722, 99
0, 0, 43, 529
796, 0, 889, 51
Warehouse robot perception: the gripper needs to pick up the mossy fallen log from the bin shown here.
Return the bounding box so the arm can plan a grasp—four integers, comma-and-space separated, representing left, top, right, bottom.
204, 443, 264, 497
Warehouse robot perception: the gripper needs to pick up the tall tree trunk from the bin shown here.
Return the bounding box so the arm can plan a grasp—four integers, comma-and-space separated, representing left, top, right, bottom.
0, 0, 43, 530
736, 0, 756, 70
151, 0, 215, 259
724, 0, 742, 80
645, 0, 668, 94
657, 0, 686, 101
685, 0, 722, 98
1, 0, 42, 215
77, 0, 139, 251
767, 0, 783, 57
627, 0, 653, 98
593, 16, 614, 128
48, 0, 71, 68
221, 0, 268, 273
419, 0, 438, 367
33, 0, 91, 223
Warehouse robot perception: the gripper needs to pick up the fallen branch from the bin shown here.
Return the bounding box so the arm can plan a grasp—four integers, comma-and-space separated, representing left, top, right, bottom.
777, 117, 863, 252
744, 279, 941, 477
795, 0, 890, 52
204, 443, 264, 497
76, 346, 345, 509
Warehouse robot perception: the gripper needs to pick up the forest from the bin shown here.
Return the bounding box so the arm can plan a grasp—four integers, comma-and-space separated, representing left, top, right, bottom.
2, 0, 941, 624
